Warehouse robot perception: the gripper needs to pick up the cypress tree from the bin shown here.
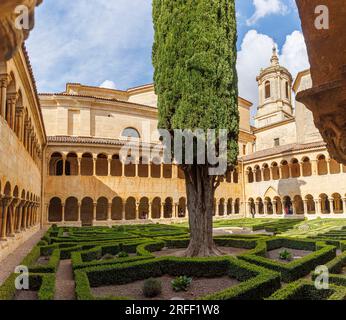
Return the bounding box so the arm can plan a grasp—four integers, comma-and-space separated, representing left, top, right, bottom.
152, 0, 239, 256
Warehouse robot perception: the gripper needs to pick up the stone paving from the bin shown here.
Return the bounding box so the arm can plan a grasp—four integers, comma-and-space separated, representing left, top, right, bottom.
0, 227, 47, 286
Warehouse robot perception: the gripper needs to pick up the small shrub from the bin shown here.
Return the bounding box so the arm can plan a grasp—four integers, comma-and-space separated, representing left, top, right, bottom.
117, 251, 129, 258
171, 276, 192, 292
101, 254, 115, 260
279, 250, 293, 262
143, 278, 162, 298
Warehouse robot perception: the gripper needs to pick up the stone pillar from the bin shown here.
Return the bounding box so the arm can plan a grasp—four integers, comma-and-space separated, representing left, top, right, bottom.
303, 200, 308, 215
148, 202, 152, 220
107, 156, 112, 176
327, 160, 331, 175
135, 158, 139, 177
292, 202, 297, 215
172, 164, 178, 178
77, 202, 81, 223
92, 202, 97, 223
107, 202, 112, 221
62, 155, 66, 176
9, 198, 20, 236
264, 201, 268, 215
160, 164, 164, 178
15, 107, 24, 139
223, 202, 227, 217
160, 203, 165, 219
0, 198, 11, 240
61, 204, 65, 223
93, 157, 97, 176
215, 201, 220, 217
273, 201, 277, 215
77, 157, 81, 176
255, 202, 259, 215
315, 200, 321, 215
329, 198, 334, 214
288, 165, 292, 179
22, 202, 28, 230
16, 201, 24, 232
121, 205, 126, 221
135, 202, 140, 220
0, 76, 8, 118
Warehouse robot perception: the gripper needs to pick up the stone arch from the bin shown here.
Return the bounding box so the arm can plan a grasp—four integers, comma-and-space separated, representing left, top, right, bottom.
121, 127, 140, 139
234, 198, 240, 214
48, 197, 62, 222
138, 197, 149, 219
233, 169, 239, 184
151, 157, 161, 178
294, 195, 304, 214
256, 197, 264, 214
66, 152, 78, 176
125, 197, 136, 220
247, 167, 254, 183
178, 197, 186, 217
302, 157, 312, 177
255, 165, 262, 182
65, 197, 78, 221
124, 155, 136, 177
111, 197, 123, 220
264, 186, 277, 199
227, 198, 233, 215
317, 155, 328, 175
81, 153, 93, 176
281, 160, 290, 179
291, 158, 301, 178
263, 164, 270, 181
111, 154, 122, 176
283, 196, 293, 215
163, 164, 172, 179
4, 181, 11, 197
248, 198, 255, 216
138, 156, 149, 178
96, 197, 108, 220
319, 193, 330, 214
305, 195, 315, 214
96, 154, 108, 176
177, 166, 185, 179
265, 197, 273, 214
330, 159, 341, 174
332, 193, 343, 214
152, 197, 161, 219
274, 196, 283, 214
271, 162, 280, 180
81, 197, 93, 226
219, 198, 225, 216
164, 197, 173, 218
49, 152, 63, 176
265, 80, 271, 99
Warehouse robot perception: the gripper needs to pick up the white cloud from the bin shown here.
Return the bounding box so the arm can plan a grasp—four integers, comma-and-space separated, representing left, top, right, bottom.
236, 29, 310, 121
246, 0, 289, 25
26, 0, 153, 93
99, 80, 117, 90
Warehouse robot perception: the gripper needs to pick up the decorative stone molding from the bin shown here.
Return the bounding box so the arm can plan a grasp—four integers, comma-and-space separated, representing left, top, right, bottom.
295, 0, 346, 164
0, 0, 43, 60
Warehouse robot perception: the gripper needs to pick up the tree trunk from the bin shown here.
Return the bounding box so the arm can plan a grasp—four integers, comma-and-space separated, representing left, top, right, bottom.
182, 164, 222, 257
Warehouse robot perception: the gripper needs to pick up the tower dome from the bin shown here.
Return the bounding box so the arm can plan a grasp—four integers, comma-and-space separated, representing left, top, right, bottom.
255, 46, 294, 128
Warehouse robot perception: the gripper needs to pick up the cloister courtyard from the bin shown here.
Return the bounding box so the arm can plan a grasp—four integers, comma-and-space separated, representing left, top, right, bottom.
2, 218, 346, 300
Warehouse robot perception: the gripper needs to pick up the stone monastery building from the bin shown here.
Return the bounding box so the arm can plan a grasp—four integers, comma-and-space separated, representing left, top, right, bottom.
0, 45, 346, 260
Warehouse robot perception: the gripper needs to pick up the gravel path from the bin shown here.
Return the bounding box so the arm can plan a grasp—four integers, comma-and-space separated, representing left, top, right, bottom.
92, 275, 239, 300
54, 260, 75, 300
0, 227, 47, 286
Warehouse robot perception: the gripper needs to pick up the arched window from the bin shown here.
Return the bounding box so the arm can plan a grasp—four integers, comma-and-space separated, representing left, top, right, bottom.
121, 127, 140, 139
265, 81, 271, 99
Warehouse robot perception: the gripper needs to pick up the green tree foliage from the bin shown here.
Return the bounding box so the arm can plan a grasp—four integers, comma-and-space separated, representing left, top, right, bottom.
152, 0, 239, 164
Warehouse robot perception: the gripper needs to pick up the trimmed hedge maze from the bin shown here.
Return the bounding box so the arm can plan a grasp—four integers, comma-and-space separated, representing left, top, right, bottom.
2, 222, 346, 300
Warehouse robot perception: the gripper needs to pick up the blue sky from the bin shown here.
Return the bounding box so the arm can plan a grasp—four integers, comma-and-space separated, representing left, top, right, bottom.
26, 0, 309, 111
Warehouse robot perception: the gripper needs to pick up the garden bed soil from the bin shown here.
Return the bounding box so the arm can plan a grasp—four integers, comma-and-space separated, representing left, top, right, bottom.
91, 275, 239, 300
153, 247, 249, 258
36, 256, 50, 265
266, 247, 313, 264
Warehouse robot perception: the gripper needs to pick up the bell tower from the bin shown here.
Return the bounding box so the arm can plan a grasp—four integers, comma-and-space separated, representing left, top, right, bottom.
255, 47, 294, 128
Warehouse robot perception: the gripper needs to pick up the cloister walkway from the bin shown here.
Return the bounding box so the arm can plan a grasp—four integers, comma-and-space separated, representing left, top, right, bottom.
0, 227, 47, 286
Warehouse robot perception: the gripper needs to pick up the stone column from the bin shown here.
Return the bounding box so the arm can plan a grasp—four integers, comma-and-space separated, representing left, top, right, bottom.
327, 160, 331, 175
172, 164, 178, 179
107, 156, 112, 176
255, 202, 259, 215
61, 204, 65, 223
62, 155, 66, 176
15, 107, 24, 139
121, 205, 126, 221
292, 202, 297, 215
22, 202, 28, 230
160, 164, 164, 178
107, 202, 112, 222
6, 95, 15, 128
0, 198, 11, 240
343, 198, 346, 215
273, 201, 277, 215
77, 202, 81, 223
315, 199, 321, 215
92, 202, 97, 223
9, 198, 20, 236
77, 157, 81, 176
135, 202, 140, 220
0, 75, 8, 118
303, 200, 308, 215
148, 201, 152, 220
264, 201, 268, 215
160, 203, 165, 219
329, 198, 334, 214
93, 157, 97, 176
223, 202, 227, 217
16, 201, 25, 233
288, 164, 293, 179
215, 201, 220, 217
